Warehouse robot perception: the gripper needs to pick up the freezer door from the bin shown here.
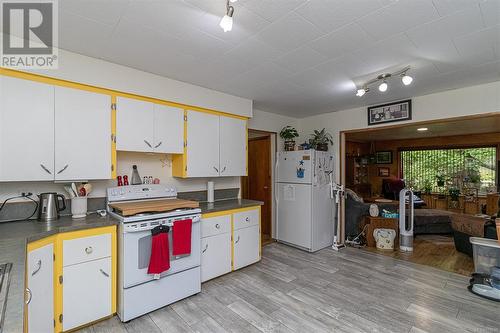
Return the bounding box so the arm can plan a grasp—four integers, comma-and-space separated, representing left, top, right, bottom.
276, 183, 312, 250
276, 151, 313, 184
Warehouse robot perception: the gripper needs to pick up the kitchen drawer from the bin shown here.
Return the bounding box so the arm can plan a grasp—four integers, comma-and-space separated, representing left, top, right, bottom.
63, 233, 111, 267
201, 215, 231, 238
233, 208, 259, 230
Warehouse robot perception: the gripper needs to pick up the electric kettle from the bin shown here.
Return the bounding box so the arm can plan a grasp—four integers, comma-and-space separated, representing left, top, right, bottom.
37, 192, 66, 221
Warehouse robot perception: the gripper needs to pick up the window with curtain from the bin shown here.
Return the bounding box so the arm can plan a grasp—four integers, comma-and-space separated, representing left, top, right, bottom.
400, 147, 497, 194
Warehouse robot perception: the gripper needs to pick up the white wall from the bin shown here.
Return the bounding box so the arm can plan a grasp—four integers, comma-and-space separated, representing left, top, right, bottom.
298, 81, 500, 182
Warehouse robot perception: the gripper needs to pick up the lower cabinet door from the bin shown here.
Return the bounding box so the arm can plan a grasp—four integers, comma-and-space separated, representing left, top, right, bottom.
233, 225, 260, 270
63, 257, 112, 331
201, 233, 231, 282
26, 243, 54, 333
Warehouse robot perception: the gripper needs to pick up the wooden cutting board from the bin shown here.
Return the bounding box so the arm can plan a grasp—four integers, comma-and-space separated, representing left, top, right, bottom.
109, 199, 199, 217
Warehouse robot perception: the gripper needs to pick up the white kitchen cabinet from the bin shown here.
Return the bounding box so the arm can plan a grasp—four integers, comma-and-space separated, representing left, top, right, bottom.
153, 104, 184, 154
26, 243, 54, 333
233, 225, 260, 270
186, 111, 220, 177
116, 97, 184, 154
0, 76, 55, 181
55, 86, 111, 180
201, 233, 232, 282
62, 257, 112, 331
219, 117, 247, 176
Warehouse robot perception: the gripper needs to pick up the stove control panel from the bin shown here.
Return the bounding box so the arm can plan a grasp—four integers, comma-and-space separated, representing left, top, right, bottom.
107, 184, 177, 202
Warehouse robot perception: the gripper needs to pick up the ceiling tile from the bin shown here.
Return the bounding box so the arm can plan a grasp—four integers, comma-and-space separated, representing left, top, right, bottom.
480, 0, 500, 27
255, 12, 323, 51
454, 25, 499, 60
272, 46, 328, 73
431, 0, 480, 17
295, 0, 383, 33
310, 23, 374, 59
60, 0, 130, 26
242, 0, 306, 22
357, 0, 439, 40
224, 37, 284, 66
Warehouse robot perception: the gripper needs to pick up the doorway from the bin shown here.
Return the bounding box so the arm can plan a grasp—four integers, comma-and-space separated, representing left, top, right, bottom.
242, 129, 274, 245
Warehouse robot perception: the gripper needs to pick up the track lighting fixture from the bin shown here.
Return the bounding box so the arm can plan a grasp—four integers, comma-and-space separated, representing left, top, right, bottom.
220, 0, 235, 32
355, 66, 413, 97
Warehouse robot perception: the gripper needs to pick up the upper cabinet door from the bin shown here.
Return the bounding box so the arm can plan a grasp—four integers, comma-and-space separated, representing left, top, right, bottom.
219, 117, 247, 176
186, 111, 219, 177
153, 105, 184, 154
55, 86, 111, 180
0, 76, 55, 181
116, 97, 154, 152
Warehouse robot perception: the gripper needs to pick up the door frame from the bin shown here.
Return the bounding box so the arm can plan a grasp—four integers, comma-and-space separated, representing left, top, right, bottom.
242, 129, 277, 242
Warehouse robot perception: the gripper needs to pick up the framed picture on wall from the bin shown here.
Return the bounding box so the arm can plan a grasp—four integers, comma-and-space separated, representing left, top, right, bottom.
368, 99, 412, 126
378, 167, 390, 177
376, 151, 392, 164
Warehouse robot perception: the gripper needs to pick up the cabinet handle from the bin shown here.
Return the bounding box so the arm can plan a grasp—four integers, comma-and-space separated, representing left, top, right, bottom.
99, 269, 109, 277
57, 164, 69, 174
215, 223, 220, 229
154, 141, 162, 148
144, 140, 152, 148
245, 217, 250, 222
31, 260, 42, 276
40, 163, 52, 175
85, 246, 93, 254
202, 244, 208, 253
25, 288, 32, 305
221, 166, 226, 173
235, 235, 240, 244
213, 166, 219, 173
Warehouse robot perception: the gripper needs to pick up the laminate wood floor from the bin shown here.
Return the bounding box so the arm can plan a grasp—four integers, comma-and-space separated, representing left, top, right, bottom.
363, 235, 475, 276
81, 243, 500, 333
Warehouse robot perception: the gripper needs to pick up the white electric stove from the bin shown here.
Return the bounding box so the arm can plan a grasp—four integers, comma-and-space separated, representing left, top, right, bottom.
106, 184, 201, 322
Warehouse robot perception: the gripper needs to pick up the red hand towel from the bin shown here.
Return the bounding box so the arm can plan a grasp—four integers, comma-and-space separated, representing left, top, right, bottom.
172, 219, 192, 256
148, 232, 170, 275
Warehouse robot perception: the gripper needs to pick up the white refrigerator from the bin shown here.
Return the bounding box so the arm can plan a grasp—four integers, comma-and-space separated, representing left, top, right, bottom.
276, 150, 335, 252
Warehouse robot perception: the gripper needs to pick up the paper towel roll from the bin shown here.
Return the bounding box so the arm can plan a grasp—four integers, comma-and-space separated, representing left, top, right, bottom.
207, 181, 215, 203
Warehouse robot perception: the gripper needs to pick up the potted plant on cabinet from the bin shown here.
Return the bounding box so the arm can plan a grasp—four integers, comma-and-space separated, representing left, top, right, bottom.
280, 126, 299, 151
448, 187, 461, 209
309, 128, 333, 151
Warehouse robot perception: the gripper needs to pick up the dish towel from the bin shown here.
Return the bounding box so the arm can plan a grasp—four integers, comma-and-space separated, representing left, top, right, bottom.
148, 226, 170, 278
172, 219, 192, 256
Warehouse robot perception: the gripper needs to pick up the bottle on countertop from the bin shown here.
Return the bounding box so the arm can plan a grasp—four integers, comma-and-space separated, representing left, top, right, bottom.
131, 165, 142, 185
117, 175, 123, 187
123, 175, 129, 186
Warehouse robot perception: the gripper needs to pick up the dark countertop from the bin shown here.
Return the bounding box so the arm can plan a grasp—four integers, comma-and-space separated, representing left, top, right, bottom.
0, 215, 118, 333
198, 199, 263, 215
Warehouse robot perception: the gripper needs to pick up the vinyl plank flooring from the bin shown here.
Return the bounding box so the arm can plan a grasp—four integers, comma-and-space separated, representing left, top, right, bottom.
77, 243, 500, 333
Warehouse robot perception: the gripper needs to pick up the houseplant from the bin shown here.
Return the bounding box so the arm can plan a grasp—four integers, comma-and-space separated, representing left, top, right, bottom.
280, 126, 299, 151
448, 187, 461, 209
309, 128, 333, 151
436, 174, 447, 187
422, 179, 433, 195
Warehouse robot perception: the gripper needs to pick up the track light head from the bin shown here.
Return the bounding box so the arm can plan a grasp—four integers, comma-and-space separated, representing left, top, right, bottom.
219, 5, 234, 32
356, 88, 367, 97
401, 73, 413, 85
378, 81, 388, 92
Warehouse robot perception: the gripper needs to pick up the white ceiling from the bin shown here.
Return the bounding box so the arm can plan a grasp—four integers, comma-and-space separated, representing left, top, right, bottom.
28, 1, 500, 117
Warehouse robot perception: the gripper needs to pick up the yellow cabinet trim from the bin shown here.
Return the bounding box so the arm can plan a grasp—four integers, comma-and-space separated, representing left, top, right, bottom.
0, 68, 249, 120
111, 96, 117, 179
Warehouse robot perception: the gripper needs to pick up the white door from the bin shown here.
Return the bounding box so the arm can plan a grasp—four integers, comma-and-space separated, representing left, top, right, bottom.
26, 243, 54, 333
276, 151, 313, 184
116, 97, 154, 152
153, 104, 184, 154
201, 233, 231, 282
219, 117, 247, 176
63, 257, 112, 331
186, 111, 219, 177
0, 76, 55, 181
233, 225, 260, 270
55, 86, 111, 180
276, 183, 312, 250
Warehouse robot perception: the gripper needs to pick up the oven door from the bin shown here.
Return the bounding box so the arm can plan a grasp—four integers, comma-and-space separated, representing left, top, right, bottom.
121, 220, 200, 288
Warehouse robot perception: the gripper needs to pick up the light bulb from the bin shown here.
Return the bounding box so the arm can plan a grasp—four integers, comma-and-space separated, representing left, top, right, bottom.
219, 14, 233, 32
378, 81, 388, 92
356, 88, 366, 97
417, 127, 428, 132
402, 74, 413, 85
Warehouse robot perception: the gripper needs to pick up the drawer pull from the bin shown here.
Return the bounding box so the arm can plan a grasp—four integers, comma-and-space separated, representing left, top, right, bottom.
202, 244, 208, 253
25, 288, 32, 305
245, 217, 250, 222
85, 246, 93, 254
100, 269, 109, 277
235, 235, 240, 244
215, 223, 220, 229
31, 260, 42, 276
